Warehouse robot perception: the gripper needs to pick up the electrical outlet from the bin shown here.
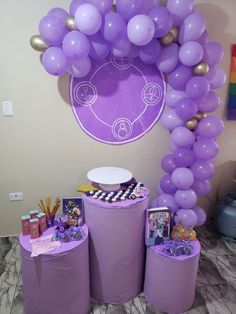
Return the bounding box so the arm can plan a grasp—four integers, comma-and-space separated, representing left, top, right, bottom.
2, 101, 13, 116
9, 192, 24, 201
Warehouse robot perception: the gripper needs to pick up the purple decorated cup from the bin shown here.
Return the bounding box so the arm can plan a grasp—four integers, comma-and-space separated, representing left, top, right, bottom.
46, 216, 55, 228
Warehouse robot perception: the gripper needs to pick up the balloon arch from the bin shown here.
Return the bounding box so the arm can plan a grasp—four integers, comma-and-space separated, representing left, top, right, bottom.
30, 0, 226, 228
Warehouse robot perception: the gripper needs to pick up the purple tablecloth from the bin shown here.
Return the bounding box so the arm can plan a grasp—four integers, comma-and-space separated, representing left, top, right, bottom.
83, 191, 149, 304
20, 225, 90, 314
144, 240, 201, 314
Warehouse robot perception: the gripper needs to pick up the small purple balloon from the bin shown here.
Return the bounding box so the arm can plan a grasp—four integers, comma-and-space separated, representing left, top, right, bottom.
191, 159, 215, 180
207, 67, 226, 89
186, 76, 210, 99
127, 45, 140, 58
175, 208, 198, 227
165, 89, 187, 108
179, 41, 204, 66
39, 15, 68, 46
173, 147, 195, 167
179, 12, 206, 44
167, 0, 194, 20
191, 180, 211, 196
101, 11, 126, 43
197, 91, 221, 113
139, 39, 161, 64
157, 193, 179, 213
171, 126, 195, 147
112, 34, 131, 57
156, 43, 179, 73
47, 7, 69, 23
62, 31, 90, 60
197, 116, 224, 138
168, 64, 193, 90
127, 14, 155, 46
161, 154, 177, 173
203, 41, 224, 66
67, 56, 91, 78
42, 47, 68, 76
161, 109, 184, 130
175, 97, 198, 121
175, 189, 197, 208
89, 32, 110, 60
116, 0, 144, 21
160, 175, 177, 194
148, 7, 173, 38
192, 206, 207, 226
69, 0, 84, 16
75, 3, 102, 35
141, 0, 160, 14
87, 0, 113, 15
171, 168, 194, 190
193, 139, 219, 160
169, 140, 178, 152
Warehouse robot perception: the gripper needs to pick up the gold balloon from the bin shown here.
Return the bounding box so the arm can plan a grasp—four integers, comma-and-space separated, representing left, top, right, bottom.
30, 35, 48, 52
66, 16, 77, 31
169, 26, 179, 42
194, 112, 207, 121
193, 62, 209, 76
160, 32, 174, 45
186, 118, 198, 130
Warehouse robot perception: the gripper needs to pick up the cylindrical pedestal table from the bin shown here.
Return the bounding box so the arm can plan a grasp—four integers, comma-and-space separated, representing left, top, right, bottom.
83, 191, 149, 304
20, 225, 90, 314
144, 240, 201, 314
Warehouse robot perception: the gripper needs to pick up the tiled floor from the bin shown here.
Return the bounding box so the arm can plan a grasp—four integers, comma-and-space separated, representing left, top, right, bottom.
0, 220, 236, 314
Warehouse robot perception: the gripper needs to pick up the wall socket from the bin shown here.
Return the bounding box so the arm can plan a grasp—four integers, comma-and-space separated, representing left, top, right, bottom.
9, 192, 24, 201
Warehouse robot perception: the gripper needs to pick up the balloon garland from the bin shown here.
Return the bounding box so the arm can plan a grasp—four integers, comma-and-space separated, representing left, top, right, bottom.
30, 0, 226, 228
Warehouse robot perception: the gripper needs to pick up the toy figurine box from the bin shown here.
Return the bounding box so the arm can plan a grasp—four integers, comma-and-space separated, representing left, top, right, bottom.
62, 198, 84, 226
145, 207, 171, 246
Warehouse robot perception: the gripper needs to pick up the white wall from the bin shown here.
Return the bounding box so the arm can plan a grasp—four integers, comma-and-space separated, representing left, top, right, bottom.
0, 0, 235, 236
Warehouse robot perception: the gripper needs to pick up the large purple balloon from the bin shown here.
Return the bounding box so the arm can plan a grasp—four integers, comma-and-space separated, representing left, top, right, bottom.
179, 13, 206, 44
191, 179, 211, 196
89, 33, 110, 60
165, 89, 187, 108
42, 47, 68, 76
191, 160, 215, 180
197, 116, 224, 138
168, 65, 193, 90
139, 39, 161, 64
197, 91, 221, 113
167, 0, 194, 24
203, 41, 224, 66
161, 154, 177, 173
171, 126, 195, 147
174, 208, 198, 227
87, 0, 113, 15
193, 139, 219, 160
47, 7, 69, 23
127, 14, 155, 46
156, 193, 179, 213
116, 0, 144, 21
192, 206, 207, 226
179, 41, 204, 66
62, 31, 90, 60
148, 7, 173, 38
206, 67, 226, 89
39, 15, 68, 46
69, 0, 84, 16
156, 43, 179, 73
75, 3, 102, 35
171, 168, 194, 189
175, 189, 197, 208
186, 76, 210, 99
161, 109, 184, 130
175, 97, 198, 120
160, 175, 177, 194
101, 11, 126, 43
173, 147, 195, 167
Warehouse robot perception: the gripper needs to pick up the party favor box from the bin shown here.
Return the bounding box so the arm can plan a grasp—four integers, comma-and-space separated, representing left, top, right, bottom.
146, 207, 171, 246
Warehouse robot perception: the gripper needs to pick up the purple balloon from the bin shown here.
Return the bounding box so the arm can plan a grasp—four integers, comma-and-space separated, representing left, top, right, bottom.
127, 14, 155, 46
116, 0, 144, 21
179, 13, 206, 44
89, 33, 110, 60
139, 39, 161, 64
175, 97, 198, 120
193, 139, 219, 160
197, 91, 221, 113
198, 30, 209, 45
160, 175, 177, 194
156, 193, 179, 213
192, 206, 207, 226
168, 64, 193, 90
207, 67, 226, 89
173, 147, 195, 167
191, 179, 211, 196
171, 126, 195, 147
67, 56, 91, 78
156, 43, 179, 73
175, 189, 197, 208
112, 34, 131, 57
161, 109, 184, 130
197, 116, 224, 138
169, 140, 178, 152
141, 0, 160, 14
175, 208, 198, 227
47, 7, 69, 23
42, 47, 68, 76
101, 11, 126, 43
165, 89, 187, 108
148, 7, 173, 38
75, 3, 102, 35
171, 168, 194, 190
39, 15, 68, 46
167, 0, 194, 21
69, 0, 84, 16
186, 76, 210, 99
87, 0, 113, 15
62, 31, 90, 60
161, 154, 177, 173
203, 41, 224, 66
179, 41, 204, 66
191, 160, 215, 180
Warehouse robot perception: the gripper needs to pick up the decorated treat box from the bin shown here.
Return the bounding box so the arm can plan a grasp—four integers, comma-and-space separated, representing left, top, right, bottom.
30, 209, 39, 219
62, 198, 84, 226
30, 218, 40, 239
146, 207, 171, 246
37, 212, 47, 233
21, 215, 31, 236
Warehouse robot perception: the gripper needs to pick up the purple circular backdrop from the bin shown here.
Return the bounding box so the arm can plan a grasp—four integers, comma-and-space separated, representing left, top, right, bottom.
70, 54, 166, 144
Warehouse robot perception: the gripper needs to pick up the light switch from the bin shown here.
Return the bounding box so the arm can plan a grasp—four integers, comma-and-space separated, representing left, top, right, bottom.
2, 101, 13, 116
